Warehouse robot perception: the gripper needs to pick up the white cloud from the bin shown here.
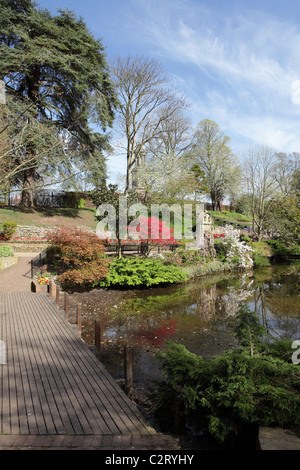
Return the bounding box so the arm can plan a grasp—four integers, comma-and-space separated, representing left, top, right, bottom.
291, 80, 300, 105
131, 0, 300, 153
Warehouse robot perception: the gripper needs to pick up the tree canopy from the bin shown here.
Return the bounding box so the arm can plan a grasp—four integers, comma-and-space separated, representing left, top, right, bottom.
0, 0, 118, 205
191, 119, 240, 210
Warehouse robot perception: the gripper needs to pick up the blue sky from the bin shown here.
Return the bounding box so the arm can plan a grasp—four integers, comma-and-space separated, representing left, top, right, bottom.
36, 0, 300, 183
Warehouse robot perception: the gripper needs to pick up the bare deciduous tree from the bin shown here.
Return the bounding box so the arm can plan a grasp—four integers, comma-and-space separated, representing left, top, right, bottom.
243, 144, 278, 240
110, 55, 189, 193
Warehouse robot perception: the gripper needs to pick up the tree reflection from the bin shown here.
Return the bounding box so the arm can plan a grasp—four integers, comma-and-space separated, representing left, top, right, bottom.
248, 263, 300, 339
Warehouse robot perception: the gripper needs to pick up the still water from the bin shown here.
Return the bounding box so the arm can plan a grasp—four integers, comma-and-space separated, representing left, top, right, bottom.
86, 262, 300, 395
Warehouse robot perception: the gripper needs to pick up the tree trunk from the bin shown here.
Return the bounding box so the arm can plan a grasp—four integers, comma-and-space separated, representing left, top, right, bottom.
210, 192, 217, 211
20, 167, 35, 207
117, 238, 122, 259
2, 181, 10, 205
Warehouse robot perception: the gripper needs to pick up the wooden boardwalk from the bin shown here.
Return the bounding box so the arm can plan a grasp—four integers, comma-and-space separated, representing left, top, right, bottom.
0, 290, 163, 449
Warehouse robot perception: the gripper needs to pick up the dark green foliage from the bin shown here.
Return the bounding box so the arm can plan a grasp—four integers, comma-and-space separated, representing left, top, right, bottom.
267, 239, 300, 257
289, 245, 300, 255
56, 192, 87, 209
153, 305, 300, 443
213, 238, 227, 261
89, 184, 121, 208
253, 253, 271, 267
0, 1, 116, 133
96, 257, 187, 288
233, 304, 266, 353
267, 239, 289, 256
0, 0, 118, 204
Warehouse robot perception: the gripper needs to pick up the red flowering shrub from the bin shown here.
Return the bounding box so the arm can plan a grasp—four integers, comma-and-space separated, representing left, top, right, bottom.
213, 233, 225, 239
47, 227, 109, 290
127, 216, 178, 246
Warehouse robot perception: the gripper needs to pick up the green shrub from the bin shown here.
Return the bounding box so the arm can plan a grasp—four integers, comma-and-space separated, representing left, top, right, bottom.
267, 239, 289, 255
0, 221, 17, 239
253, 254, 271, 267
267, 240, 300, 257
77, 198, 86, 209
153, 306, 300, 444
240, 235, 252, 244
0, 245, 14, 257
289, 245, 300, 255
214, 239, 227, 261
163, 247, 204, 266
96, 257, 187, 288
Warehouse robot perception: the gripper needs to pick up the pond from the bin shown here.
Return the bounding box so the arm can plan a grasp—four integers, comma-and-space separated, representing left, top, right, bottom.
78, 261, 300, 403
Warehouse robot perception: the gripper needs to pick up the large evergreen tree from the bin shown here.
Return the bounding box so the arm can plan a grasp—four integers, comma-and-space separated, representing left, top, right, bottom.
0, 0, 117, 206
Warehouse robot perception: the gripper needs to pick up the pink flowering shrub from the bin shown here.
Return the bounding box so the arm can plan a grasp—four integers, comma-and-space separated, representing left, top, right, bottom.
127, 216, 178, 246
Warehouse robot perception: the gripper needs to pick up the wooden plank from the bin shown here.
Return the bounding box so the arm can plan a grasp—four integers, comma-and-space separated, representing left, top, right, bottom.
37, 295, 152, 434
20, 292, 91, 435
32, 295, 136, 434
0, 306, 12, 434
12, 292, 41, 434
31, 295, 111, 435
16, 292, 66, 434
7, 293, 31, 434
0, 292, 154, 437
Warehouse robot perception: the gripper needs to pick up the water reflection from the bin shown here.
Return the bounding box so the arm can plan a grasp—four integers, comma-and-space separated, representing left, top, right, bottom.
83, 262, 300, 393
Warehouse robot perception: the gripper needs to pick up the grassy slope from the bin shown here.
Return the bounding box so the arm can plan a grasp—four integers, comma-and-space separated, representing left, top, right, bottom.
0, 206, 253, 232
208, 210, 252, 226
0, 206, 97, 229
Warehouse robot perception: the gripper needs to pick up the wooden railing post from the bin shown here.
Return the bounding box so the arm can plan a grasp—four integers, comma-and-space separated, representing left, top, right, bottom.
49, 279, 53, 298
64, 292, 69, 320
124, 344, 133, 399
55, 285, 60, 307
95, 320, 101, 357
76, 304, 82, 337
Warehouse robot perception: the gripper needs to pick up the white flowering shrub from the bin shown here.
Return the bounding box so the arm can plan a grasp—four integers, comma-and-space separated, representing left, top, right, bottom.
214, 225, 253, 269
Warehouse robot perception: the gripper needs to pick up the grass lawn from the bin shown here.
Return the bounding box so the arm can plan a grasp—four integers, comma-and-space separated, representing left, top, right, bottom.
208, 210, 253, 226
0, 206, 97, 229
0, 205, 253, 233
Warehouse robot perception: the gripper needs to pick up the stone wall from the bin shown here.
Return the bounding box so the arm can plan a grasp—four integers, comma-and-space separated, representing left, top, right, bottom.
12, 225, 95, 240
0, 256, 18, 270
14, 225, 54, 240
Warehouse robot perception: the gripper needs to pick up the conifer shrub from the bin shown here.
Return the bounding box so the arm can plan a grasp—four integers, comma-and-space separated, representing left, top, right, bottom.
153, 305, 300, 444
266, 239, 289, 256
95, 257, 187, 288
288, 245, 300, 255
253, 253, 271, 267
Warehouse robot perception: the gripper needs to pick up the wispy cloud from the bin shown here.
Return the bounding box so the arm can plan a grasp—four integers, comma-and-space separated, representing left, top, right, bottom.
129, 0, 300, 153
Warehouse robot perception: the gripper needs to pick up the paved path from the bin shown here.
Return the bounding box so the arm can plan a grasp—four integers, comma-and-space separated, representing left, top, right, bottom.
259, 427, 300, 450
0, 253, 39, 293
